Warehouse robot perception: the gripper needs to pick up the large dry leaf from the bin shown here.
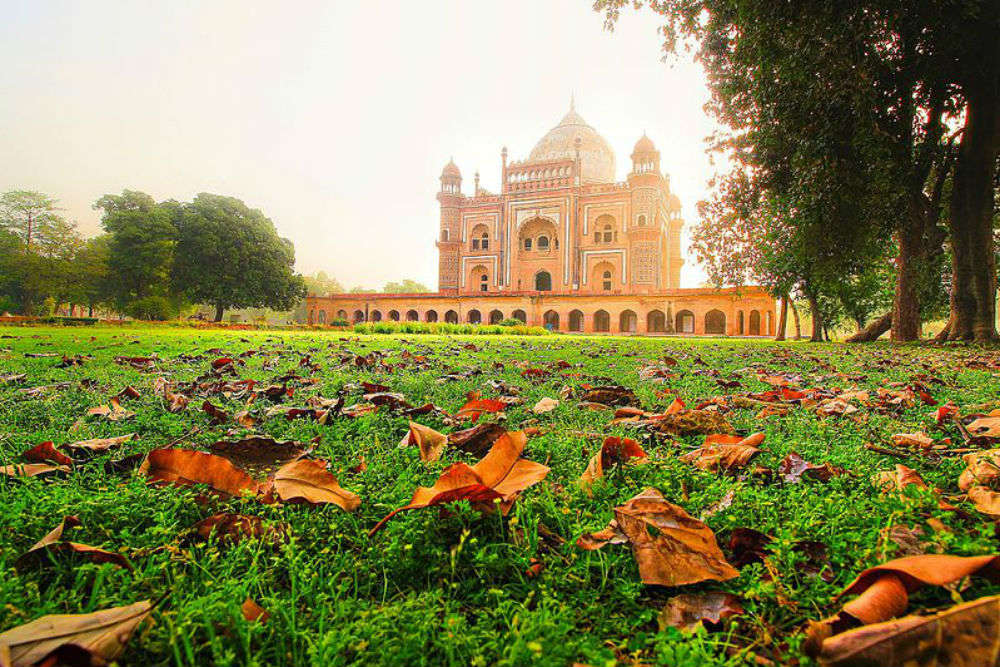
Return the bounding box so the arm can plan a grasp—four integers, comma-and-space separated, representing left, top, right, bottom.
958, 449, 1000, 491
270, 459, 360, 511
86, 397, 134, 421
658, 592, 744, 632
579, 385, 639, 407
816, 594, 1000, 666
779, 452, 846, 483
580, 437, 647, 487
653, 410, 735, 437
64, 433, 137, 453
370, 431, 548, 535
0, 463, 70, 479
890, 432, 934, 449
15, 516, 130, 572
680, 433, 764, 473
208, 436, 310, 478
531, 397, 559, 414
808, 553, 1000, 647
0, 600, 152, 667
22, 442, 73, 467
967, 485, 1000, 517
967, 416, 1000, 439
577, 488, 739, 587
447, 422, 506, 457
139, 448, 259, 498
872, 464, 927, 493
455, 398, 507, 423
399, 421, 447, 462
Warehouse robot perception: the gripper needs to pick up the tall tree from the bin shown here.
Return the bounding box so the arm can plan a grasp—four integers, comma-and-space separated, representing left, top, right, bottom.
94, 190, 178, 310
172, 193, 306, 321
0, 190, 63, 249
597, 0, 998, 341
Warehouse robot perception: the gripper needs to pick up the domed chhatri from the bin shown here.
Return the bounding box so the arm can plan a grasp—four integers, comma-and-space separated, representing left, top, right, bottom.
632, 132, 656, 156
307, 102, 777, 337
441, 158, 461, 179
528, 101, 616, 184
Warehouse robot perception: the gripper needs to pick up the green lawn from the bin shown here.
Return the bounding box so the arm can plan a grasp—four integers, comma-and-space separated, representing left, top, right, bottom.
1, 326, 998, 666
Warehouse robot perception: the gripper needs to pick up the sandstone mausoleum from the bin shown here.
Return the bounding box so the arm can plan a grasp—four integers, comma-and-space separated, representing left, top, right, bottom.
307, 102, 775, 335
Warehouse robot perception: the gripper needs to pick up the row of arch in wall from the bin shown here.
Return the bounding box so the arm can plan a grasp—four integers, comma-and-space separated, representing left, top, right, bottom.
508, 166, 572, 183
314, 307, 772, 335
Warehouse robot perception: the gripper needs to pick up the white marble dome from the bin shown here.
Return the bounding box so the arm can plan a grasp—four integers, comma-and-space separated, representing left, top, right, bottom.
528, 103, 616, 183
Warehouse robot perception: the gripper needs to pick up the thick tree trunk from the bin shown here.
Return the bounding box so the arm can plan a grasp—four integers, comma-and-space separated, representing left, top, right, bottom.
214, 303, 224, 322
847, 311, 892, 342
807, 292, 823, 342
945, 56, 1000, 341
892, 217, 923, 341
774, 297, 788, 341
791, 300, 802, 340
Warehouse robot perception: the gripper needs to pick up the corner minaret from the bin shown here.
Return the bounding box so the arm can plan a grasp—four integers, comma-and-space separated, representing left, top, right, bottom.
436, 158, 463, 290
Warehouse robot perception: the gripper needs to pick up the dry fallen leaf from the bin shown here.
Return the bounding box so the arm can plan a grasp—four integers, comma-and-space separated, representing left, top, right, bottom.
446, 422, 506, 457
0, 599, 152, 667
0, 463, 71, 479
958, 449, 1000, 491
890, 432, 934, 449
872, 464, 927, 493
455, 397, 507, 423
208, 436, 310, 478
22, 442, 73, 467
15, 515, 131, 572
658, 592, 744, 632
241, 598, 270, 624
807, 553, 1000, 651
577, 487, 739, 587
653, 410, 735, 437
86, 397, 134, 421
967, 416, 1000, 439
816, 594, 1000, 666
370, 431, 548, 535
967, 485, 1000, 517
269, 459, 361, 511
64, 433, 137, 453
580, 436, 647, 487
680, 433, 764, 473
531, 397, 559, 414
399, 421, 447, 462
139, 448, 259, 498
780, 452, 846, 483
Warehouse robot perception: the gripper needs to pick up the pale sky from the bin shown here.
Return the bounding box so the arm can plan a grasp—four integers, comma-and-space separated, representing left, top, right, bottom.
1, 0, 722, 289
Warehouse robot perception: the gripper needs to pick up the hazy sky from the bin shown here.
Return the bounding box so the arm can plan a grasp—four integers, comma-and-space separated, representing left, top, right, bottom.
1, 0, 723, 289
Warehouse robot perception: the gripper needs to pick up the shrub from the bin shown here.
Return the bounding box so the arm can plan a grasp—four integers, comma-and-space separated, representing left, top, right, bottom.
352, 321, 549, 336
329, 318, 350, 327
499, 318, 524, 327
126, 296, 176, 321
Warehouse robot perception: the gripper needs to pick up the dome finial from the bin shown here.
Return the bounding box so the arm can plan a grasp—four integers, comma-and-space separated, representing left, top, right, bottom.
570, 92, 575, 112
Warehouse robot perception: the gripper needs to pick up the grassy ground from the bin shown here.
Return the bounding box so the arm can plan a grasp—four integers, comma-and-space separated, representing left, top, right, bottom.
2, 326, 999, 666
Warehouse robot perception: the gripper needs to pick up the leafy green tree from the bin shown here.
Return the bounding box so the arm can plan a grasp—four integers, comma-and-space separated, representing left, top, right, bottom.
383, 279, 429, 293
67, 235, 111, 316
348, 286, 376, 294
304, 271, 344, 296
0, 190, 63, 249
597, 0, 999, 341
94, 190, 177, 310
172, 193, 306, 321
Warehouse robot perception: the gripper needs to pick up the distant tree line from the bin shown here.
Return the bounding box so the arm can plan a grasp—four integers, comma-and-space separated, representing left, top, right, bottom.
599, 0, 1000, 341
0, 189, 306, 321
